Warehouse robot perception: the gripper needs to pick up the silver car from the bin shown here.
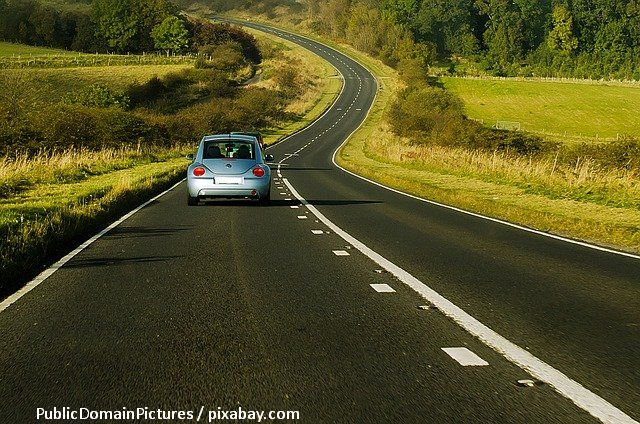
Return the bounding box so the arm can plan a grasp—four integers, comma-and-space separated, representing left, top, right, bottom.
186, 134, 274, 206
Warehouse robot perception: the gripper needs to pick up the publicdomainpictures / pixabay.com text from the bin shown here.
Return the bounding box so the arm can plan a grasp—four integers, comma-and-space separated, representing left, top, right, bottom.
36, 406, 301, 422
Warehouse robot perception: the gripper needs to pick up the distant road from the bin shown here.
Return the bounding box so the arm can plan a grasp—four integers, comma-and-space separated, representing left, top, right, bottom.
1, 20, 639, 423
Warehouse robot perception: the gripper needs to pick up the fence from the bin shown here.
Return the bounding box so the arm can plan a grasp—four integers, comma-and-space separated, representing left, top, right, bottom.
0, 52, 199, 69
443, 74, 640, 88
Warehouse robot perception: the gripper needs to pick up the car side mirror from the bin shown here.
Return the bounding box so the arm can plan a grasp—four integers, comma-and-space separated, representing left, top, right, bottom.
186, 153, 194, 161
265, 154, 275, 162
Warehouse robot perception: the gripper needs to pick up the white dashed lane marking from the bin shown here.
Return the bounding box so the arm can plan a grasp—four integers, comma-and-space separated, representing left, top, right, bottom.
333, 250, 350, 256
370, 284, 396, 293
312, 230, 324, 235
282, 175, 638, 423
442, 348, 489, 367
297, 216, 308, 220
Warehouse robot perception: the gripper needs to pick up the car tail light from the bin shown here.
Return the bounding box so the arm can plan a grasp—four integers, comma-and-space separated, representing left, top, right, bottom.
252, 167, 265, 177
193, 167, 205, 177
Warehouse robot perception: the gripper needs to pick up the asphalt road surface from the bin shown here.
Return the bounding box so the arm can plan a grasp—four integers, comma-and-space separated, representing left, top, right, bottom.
1, 21, 639, 424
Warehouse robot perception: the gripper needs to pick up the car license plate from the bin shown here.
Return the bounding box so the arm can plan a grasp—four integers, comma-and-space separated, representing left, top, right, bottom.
215, 176, 243, 185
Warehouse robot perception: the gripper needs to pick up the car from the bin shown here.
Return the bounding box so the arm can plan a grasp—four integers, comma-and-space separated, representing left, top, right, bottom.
231, 131, 265, 149
186, 134, 275, 206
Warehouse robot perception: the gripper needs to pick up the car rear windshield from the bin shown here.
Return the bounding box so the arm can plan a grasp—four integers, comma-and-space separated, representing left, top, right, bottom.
203, 140, 255, 160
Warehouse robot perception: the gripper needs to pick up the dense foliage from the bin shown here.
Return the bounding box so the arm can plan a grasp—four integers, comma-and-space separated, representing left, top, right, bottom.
376, 0, 640, 79
0, 0, 261, 59
0, 67, 287, 156
209, 0, 640, 79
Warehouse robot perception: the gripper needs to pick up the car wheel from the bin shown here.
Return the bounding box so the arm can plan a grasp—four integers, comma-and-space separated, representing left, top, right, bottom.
187, 195, 199, 206
259, 189, 271, 206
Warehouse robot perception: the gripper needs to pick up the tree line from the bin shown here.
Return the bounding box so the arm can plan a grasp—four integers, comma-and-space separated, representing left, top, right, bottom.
0, 0, 261, 59
376, 0, 640, 79
210, 0, 640, 79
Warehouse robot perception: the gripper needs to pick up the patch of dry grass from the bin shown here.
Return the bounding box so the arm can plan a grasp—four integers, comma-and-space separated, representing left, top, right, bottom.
0, 146, 188, 199
0, 154, 187, 295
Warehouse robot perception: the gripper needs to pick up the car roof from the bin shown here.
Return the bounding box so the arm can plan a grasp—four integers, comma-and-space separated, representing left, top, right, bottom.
231, 131, 262, 137
201, 134, 257, 143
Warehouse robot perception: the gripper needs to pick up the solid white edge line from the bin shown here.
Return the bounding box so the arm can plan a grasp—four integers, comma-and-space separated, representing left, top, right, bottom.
0, 179, 186, 314
282, 177, 636, 424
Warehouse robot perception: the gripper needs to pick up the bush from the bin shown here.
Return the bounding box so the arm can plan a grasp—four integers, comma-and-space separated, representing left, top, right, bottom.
472, 128, 547, 155
63, 84, 130, 110
388, 86, 465, 138
44, 104, 105, 149
126, 76, 166, 109
387, 83, 549, 156
564, 137, 640, 172
273, 64, 301, 97
604, 137, 640, 170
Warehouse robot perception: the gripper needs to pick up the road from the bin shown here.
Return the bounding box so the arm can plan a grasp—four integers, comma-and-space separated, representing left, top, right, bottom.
1, 20, 639, 423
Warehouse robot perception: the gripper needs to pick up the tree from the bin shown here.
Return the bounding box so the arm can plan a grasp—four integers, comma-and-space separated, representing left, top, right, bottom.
0, 0, 7, 39
134, 0, 177, 51
414, 0, 479, 57
151, 15, 188, 55
29, 5, 59, 46
475, 0, 527, 68
380, 0, 420, 27
548, 4, 578, 54
92, 0, 139, 52
73, 14, 101, 52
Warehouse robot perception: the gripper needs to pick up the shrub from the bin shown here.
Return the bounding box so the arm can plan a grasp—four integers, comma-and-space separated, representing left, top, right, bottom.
387, 83, 548, 156
604, 137, 640, 170
273, 64, 301, 97
206, 41, 246, 72
472, 128, 547, 155
388, 86, 465, 138
126, 76, 165, 109
187, 19, 261, 63
63, 84, 130, 110
44, 104, 106, 149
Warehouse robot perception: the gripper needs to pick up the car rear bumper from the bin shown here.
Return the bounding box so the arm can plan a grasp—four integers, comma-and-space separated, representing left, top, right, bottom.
187, 177, 270, 198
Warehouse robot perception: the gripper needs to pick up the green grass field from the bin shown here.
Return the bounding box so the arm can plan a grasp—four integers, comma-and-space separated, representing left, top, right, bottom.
0, 42, 78, 56
0, 41, 196, 69
1, 65, 192, 103
441, 77, 640, 142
